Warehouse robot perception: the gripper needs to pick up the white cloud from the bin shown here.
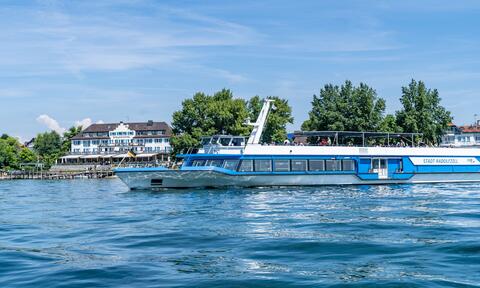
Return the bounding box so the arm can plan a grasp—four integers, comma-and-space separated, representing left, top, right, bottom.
36, 114, 66, 134
74, 118, 92, 128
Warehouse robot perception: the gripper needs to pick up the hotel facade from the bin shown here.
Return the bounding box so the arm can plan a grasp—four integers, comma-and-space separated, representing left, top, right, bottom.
441, 122, 480, 148
59, 121, 172, 164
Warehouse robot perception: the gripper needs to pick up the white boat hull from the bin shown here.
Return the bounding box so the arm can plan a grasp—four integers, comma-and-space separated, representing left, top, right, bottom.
116, 169, 480, 190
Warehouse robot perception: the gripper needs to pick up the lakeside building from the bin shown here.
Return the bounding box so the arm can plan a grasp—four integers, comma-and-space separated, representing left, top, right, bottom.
58, 121, 172, 165
441, 122, 480, 148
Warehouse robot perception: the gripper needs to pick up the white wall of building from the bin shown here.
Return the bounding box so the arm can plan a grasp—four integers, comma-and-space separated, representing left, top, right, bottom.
71, 123, 171, 154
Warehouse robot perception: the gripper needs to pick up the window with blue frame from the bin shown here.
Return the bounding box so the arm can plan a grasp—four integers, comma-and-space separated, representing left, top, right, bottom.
274, 160, 290, 172
308, 160, 325, 171
223, 160, 240, 170
192, 160, 205, 166
342, 159, 355, 171
238, 160, 254, 172
292, 160, 307, 171
206, 159, 224, 167
255, 160, 272, 172
325, 160, 342, 171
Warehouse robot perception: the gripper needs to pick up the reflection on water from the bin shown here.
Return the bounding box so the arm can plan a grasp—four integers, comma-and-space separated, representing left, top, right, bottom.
1, 180, 480, 287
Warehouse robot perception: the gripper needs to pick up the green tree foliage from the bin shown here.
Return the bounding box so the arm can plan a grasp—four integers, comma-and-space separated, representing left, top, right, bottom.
61, 126, 83, 155
18, 148, 37, 163
379, 114, 402, 133
395, 79, 452, 145
171, 89, 251, 154
34, 131, 62, 167
0, 135, 37, 170
0, 137, 19, 170
247, 96, 294, 143
302, 80, 386, 132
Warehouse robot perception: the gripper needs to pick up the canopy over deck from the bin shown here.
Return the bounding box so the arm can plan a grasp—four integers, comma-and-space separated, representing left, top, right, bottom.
294, 131, 424, 146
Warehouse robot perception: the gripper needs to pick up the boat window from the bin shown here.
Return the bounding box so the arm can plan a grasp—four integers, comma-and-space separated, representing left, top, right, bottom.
309, 160, 325, 171
326, 160, 342, 171
205, 159, 223, 167
255, 160, 272, 172
223, 159, 240, 170
219, 137, 232, 146
342, 159, 355, 171
274, 160, 290, 172
238, 160, 254, 172
192, 160, 206, 167
211, 136, 219, 145
201, 138, 211, 146
232, 137, 244, 146
291, 160, 307, 171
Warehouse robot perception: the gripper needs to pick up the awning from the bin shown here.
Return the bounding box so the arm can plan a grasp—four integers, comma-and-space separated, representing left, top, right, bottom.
61, 155, 82, 159
137, 153, 156, 157
82, 155, 101, 159
113, 154, 128, 158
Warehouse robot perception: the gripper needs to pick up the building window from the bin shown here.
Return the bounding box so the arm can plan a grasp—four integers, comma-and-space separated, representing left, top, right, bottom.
308, 160, 325, 171
254, 159, 272, 172
73, 140, 81, 145
291, 160, 307, 171
274, 160, 290, 172
238, 160, 254, 172
83, 140, 90, 147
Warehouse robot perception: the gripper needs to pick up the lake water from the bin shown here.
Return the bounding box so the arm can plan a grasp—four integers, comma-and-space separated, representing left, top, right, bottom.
1, 179, 479, 287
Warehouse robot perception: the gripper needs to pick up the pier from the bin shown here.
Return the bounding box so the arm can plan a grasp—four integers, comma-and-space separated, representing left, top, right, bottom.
0, 170, 114, 180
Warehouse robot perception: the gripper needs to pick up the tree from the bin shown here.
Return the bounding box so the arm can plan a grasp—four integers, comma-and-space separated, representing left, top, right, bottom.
247, 96, 294, 143
171, 89, 250, 154
34, 131, 62, 167
395, 79, 452, 145
379, 114, 402, 133
61, 126, 83, 155
0, 138, 19, 170
0, 135, 34, 170
302, 80, 386, 132
19, 148, 37, 163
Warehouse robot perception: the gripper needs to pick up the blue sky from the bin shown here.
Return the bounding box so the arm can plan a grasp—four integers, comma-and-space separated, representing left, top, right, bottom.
1, 0, 480, 141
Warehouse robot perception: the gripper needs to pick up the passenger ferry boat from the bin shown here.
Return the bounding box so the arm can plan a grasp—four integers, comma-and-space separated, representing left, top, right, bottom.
115, 100, 480, 189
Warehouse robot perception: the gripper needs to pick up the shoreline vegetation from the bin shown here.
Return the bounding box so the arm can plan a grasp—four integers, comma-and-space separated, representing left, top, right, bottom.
1, 79, 451, 177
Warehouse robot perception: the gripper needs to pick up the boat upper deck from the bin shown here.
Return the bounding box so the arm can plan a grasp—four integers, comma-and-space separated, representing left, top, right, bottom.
188, 131, 480, 158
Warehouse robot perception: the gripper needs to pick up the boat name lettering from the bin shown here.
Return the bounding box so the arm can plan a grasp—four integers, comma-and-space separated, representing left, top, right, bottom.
410, 157, 480, 166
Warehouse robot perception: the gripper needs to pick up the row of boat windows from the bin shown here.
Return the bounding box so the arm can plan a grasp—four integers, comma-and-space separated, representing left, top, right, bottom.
189, 159, 356, 172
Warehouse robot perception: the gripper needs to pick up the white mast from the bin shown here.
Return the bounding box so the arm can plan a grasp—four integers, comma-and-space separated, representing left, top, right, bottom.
247, 99, 275, 145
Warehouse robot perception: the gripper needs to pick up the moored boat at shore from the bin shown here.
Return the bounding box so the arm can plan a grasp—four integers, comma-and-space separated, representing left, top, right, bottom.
115, 100, 480, 190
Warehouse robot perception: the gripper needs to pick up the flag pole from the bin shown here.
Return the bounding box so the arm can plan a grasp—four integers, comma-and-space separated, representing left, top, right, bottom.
118, 149, 136, 167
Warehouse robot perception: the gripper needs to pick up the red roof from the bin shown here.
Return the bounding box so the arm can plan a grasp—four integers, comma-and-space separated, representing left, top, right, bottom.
459, 125, 480, 133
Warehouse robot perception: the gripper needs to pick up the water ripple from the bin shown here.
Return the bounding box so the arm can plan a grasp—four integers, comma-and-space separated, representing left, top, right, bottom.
1, 180, 480, 287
